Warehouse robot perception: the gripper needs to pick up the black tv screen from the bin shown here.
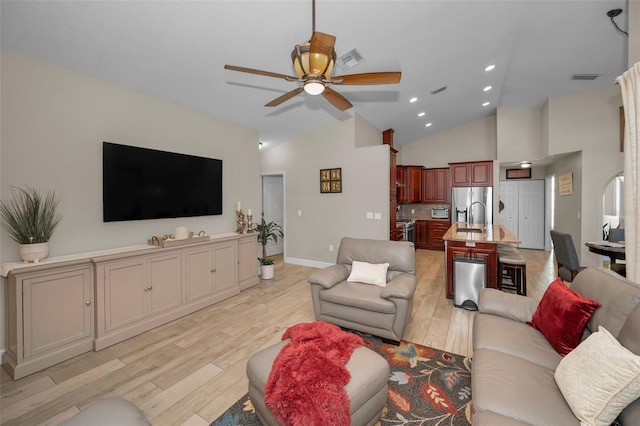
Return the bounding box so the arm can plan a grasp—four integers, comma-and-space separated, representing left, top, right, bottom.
103, 142, 222, 222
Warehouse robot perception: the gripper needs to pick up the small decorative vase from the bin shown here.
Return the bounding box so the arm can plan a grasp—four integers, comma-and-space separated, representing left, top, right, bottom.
261, 264, 274, 280
19, 242, 50, 263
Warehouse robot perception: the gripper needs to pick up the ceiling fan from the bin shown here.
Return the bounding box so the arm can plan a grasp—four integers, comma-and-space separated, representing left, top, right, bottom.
224, 0, 401, 111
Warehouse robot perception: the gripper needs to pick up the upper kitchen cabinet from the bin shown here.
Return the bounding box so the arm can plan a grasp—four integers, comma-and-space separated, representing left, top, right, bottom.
449, 161, 493, 187
422, 168, 450, 204
396, 166, 423, 204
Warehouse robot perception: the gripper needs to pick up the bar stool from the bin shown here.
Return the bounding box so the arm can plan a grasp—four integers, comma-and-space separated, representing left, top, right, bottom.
498, 245, 527, 296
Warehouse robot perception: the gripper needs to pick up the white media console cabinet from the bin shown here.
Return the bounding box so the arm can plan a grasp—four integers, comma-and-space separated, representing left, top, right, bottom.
2, 232, 259, 380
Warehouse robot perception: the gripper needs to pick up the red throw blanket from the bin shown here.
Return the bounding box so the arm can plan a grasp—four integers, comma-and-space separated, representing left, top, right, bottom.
264, 321, 365, 426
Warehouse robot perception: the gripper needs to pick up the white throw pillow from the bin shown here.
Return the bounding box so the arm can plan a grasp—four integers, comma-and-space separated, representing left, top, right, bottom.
554, 326, 640, 426
347, 261, 389, 287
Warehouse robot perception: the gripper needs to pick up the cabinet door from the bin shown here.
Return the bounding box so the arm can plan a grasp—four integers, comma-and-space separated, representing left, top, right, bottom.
104, 259, 146, 332
23, 267, 92, 359
415, 220, 428, 249
450, 164, 471, 187
421, 169, 435, 203
184, 247, 215, 302
148, 253, 183, 315
238, 235, 259, 289
212, 241, 239, 296
472, 248, 498, 289
396, 166, 407, 203
427, 221, 448, 251
433, 168, 450, 203
470, 161, 493, 186
499, 180, 519, 236
407, 167, 423, 203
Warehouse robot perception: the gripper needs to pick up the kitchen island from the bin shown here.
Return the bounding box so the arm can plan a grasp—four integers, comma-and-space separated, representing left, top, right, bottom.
442, 223, 520, 299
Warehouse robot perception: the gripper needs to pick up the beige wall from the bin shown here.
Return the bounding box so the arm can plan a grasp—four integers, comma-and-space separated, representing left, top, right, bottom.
0, 50, 261, 353
630, 0, 640, 66
260, 114, 388, 266
398, 116, 497, 167
544, 85, 623, 264
496, 108, 541, 163
546, 152, 583, 250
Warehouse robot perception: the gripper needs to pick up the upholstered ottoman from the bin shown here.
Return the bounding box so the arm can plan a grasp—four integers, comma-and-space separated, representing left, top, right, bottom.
247, 340, 390, 426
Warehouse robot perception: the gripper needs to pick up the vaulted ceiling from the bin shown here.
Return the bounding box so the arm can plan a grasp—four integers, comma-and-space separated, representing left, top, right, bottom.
0, 1, 629, 149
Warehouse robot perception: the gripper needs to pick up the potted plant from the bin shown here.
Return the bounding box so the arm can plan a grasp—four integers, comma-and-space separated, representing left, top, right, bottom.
0, 186, 62, 263
255, 218, 284, 279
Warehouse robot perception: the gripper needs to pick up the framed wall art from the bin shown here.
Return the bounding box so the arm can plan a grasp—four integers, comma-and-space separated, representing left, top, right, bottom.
506, 168, 531, 179
320, 168, 342, 193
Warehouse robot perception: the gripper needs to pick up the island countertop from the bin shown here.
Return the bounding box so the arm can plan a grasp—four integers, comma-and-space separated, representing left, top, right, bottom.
442, 223, 520, 245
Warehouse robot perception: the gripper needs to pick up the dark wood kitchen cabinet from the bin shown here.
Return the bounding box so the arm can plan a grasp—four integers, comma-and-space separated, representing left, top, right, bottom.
421, 168, 450, 204
450, 161, 493, 187
427, 220, 449, 251
415, 220, 428, 249
397, 165, 423, 204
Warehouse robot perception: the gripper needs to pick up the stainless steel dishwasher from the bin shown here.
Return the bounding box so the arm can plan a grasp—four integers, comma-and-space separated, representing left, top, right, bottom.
453, 257, 486, 310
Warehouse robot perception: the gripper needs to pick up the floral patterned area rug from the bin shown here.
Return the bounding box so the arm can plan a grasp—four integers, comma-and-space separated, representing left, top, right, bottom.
211, 334, 472, 426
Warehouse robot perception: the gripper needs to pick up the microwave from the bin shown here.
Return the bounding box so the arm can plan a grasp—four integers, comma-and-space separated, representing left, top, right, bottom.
431, 207, 449, 219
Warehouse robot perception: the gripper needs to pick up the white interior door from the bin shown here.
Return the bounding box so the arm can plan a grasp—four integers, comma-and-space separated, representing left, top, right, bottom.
518, 180, 545, 249
499, 181, 519, 237
262, 175, 284, 256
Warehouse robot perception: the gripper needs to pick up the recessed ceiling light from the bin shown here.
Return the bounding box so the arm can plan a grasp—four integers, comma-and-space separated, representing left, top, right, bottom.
409, 97, 418, 103
483, 86, 492, 92
485, 64, 495, 72
418, 112, 426, 117
520, 161, 532, 168
425, 122, 432, 127
482, 102, 490, 107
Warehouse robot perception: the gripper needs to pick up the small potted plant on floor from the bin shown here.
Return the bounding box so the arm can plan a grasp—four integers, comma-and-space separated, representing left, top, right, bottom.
0, 185, 62, 263
255, 218, 284, 279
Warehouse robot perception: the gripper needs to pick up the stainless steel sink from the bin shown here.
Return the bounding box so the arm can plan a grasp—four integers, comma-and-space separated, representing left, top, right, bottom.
456, 228, 483, 233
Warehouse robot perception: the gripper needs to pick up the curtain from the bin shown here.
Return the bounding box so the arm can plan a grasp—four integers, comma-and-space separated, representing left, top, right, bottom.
616, 62, 640, 282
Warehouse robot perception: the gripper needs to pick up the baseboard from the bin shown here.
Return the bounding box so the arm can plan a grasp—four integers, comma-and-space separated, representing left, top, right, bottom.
285, 257, 333, 269
0, 349, 5, 365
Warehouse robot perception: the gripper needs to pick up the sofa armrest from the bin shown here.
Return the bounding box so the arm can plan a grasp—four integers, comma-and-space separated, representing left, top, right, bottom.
478, 288, 538, 323
307, 264, 349, 289
380, 273, 417, 300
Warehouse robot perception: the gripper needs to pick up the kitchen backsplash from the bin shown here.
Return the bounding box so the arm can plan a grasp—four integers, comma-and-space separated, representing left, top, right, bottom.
398, 203, 450, 220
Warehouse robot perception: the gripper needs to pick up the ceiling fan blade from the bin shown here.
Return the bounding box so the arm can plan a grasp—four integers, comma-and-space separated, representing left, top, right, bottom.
309, 32, 336, 76
265, 87, 305, 107
224, 65, 299, 81
330, 72, 402, 85
322, 87, 353, 111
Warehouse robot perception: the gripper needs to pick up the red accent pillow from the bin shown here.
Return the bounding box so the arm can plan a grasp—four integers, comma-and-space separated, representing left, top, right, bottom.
529, 278, 601, 356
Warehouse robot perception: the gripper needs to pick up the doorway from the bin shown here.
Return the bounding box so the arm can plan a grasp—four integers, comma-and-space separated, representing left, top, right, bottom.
261, 173, 285, 257
499, 180, 545, 249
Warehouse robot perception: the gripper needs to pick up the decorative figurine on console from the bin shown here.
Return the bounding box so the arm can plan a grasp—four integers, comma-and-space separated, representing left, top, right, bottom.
236, 208, 246, 234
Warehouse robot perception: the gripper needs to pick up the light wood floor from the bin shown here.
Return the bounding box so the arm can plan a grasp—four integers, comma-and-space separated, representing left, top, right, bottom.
0, 248, 557, 425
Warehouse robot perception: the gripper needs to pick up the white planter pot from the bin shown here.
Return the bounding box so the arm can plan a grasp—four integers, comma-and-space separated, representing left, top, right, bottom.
19, 242, 50, 263
261, 264, 274, 280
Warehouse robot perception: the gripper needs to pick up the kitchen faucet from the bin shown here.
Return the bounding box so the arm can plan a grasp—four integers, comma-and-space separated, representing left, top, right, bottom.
468, 201, 487, 225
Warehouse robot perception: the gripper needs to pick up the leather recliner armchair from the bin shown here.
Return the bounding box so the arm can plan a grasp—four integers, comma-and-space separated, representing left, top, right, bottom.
307, 237, 417, 344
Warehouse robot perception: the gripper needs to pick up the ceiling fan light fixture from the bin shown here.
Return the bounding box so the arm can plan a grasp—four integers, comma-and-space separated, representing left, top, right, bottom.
291, 43, 336, 79
304, 80, 325, 95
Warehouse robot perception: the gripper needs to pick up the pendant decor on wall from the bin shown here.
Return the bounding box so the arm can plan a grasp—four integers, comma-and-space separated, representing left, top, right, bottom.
320, 168, 342, 193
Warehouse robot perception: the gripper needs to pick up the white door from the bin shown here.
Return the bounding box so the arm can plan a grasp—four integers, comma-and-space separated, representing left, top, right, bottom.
499, 181, 519, 237
262, 175, 284, 256
518, 180, 545, 249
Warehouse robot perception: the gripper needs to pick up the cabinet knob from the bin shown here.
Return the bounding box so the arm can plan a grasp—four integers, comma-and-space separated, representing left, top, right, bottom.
211, 269, 216, 273
144, 287, 149, 291
85, 300, 91, 305
148, 286, 152, 290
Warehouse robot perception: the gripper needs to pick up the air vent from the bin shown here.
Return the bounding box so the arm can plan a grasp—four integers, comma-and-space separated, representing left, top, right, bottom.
338, 49, 364, 69
430, 85, 448, 95
572, 74, 600, 81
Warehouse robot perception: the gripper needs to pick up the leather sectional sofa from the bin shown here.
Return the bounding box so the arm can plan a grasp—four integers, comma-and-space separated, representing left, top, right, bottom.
472, 267, 640, 425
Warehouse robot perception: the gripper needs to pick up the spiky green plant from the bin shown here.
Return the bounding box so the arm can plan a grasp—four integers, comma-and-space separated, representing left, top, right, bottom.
254, 218, 283, 265
0, 186, 62, 244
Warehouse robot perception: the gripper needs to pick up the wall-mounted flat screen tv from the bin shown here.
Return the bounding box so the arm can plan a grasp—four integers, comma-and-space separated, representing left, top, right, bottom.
103, 142, 222, 222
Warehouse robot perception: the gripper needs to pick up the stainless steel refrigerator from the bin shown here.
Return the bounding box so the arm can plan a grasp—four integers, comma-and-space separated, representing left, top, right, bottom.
451, 187, 493, 225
